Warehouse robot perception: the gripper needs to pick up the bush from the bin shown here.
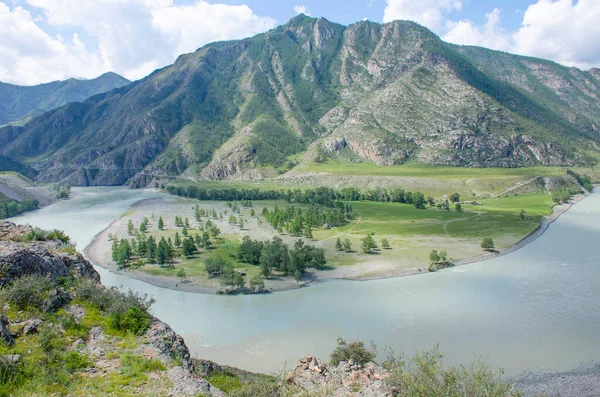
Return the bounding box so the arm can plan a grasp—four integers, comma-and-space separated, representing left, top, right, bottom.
108, 306, 152, 336
75, 280, 154, 335
384, 346, 521, 397
0, 275, 54, 311
330, 338, 376, 366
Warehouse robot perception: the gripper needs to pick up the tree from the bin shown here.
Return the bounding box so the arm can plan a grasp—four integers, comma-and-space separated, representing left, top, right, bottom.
158, 216, 164, 230
177, 269, 187, 282
205, 257, 225, 277
361, 235, 378, 253
249, 274, 265, 293
238, 236, 263, 265
201, 231, 212, 250
251, 209, 256, 217
146, 236, 157, 262
520, 209, 526, 221
335, 237, 343, 251
239, 217, 245, 230
128, 220, 135, 236
343, 238, 352, 253
185, 217, 190, 228
209, 225, 220, 239
450, 192, 460, 203
182, 225, 188, 236
413, 192, 426, 209
111, 239, 119, 262
182, 236, 196, 258
429, 250, 440, 264
303, 225, 313, 240
455, 203, 463, 212
481, 237, 495, 251
381, 239, 390, 249
174, 232, 182, 248
229, 214, 237, 225
139, 221, 147, 234
439, 251, 448, 262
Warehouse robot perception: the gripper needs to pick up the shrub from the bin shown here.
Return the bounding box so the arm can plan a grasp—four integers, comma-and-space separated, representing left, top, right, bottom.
330, 338, 376, 366
75, 280, 154, 335
108, 306, 152, 336
383, 346, 521, 397
0, 275, 54, 311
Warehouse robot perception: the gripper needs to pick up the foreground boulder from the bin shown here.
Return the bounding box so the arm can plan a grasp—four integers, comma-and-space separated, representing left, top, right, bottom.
285, 355, 391, 397
0, 221, 99, 286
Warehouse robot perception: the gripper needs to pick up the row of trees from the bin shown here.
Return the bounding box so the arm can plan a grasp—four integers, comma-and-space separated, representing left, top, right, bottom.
166, 185, 444, 209
0, 198, 38, 219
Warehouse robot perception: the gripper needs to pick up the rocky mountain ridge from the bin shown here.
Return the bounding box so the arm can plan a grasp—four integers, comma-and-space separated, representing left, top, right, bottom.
1, 16, 599, 186
0, 72, 130, 127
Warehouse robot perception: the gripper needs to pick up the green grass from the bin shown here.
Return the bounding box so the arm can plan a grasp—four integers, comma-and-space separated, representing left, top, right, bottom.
298, 161, 565, 179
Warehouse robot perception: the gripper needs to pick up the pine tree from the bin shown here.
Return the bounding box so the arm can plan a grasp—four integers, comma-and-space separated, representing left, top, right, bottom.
158, 216, 164, 230
239, 217, 245, 229
304, 225, 313, 240
343, 238, 352, 253
127, 220, 135, 236
381, 239, 390, 249
335, 237, 343, 251
174, 232, 182, 247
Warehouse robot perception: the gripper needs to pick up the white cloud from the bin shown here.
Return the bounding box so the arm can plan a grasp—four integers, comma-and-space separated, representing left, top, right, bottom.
0, 3, 104, 85
293, 5, 309, 16
383, 0, 462, 32
512, 0, 600, 69
444, 8, 511, 52
385, 0, 600, 70
0, 0, 276, 85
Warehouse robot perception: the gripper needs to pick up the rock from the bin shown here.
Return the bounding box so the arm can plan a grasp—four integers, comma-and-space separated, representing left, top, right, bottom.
167, 366, 226, 397
286, 356, 392, 396
65, 304, 85, 323
2, 354, 20, 364
87, 326, 106, 357
0, 316, 15, 346
0, 221, 100, 287
22, 319, 43, 335
43, 288, 71, 313
194, 359, 222, 377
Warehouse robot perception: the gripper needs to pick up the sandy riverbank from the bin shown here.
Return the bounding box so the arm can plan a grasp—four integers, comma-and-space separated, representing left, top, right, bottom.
83, 192, 588, 295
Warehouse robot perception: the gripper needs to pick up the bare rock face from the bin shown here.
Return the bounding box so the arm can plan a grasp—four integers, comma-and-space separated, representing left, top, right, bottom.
144, 317, 225, 397
0, 221, 100, 287
286, 355, 392, 396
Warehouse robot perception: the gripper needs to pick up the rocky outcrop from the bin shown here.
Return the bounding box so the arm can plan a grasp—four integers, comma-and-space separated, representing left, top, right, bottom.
285, 355, 392, 396
0, 221, 99, 286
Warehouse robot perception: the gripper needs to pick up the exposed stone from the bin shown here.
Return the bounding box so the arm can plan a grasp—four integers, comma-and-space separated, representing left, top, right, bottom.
194, 359, 223, 377
0, 316, 14, 346
285, 355, 392, 396
22, 319, 43, 335
43, 288, 71, 313
0, 221, 100, 287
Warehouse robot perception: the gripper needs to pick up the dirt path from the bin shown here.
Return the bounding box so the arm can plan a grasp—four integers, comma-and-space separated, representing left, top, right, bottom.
442, 212, 482, 236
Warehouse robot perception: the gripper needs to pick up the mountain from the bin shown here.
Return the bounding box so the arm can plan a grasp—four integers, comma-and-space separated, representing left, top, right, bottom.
1, 15, 599, 186
0, 72, 130, 126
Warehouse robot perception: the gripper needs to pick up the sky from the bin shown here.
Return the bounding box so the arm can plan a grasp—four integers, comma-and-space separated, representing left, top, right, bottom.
1, 0, 599, 85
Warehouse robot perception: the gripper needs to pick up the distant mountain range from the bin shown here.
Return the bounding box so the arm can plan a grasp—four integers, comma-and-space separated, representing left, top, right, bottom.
1, 15, 599, 186
0, 72, 130, 126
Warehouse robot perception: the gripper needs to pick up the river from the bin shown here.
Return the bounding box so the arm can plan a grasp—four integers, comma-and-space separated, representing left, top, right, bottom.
11, 187, 600, 376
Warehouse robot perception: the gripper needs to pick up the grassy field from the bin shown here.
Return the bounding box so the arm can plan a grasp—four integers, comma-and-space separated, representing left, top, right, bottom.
297, 161, 566, 179
118, 188, 556, 287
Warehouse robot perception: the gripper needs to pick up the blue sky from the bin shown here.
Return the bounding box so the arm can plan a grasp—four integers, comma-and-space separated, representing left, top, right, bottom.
1, 0, 598, 85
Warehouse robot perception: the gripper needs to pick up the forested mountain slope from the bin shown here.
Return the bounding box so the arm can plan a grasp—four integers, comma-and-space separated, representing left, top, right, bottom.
1, 15, 599, 186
